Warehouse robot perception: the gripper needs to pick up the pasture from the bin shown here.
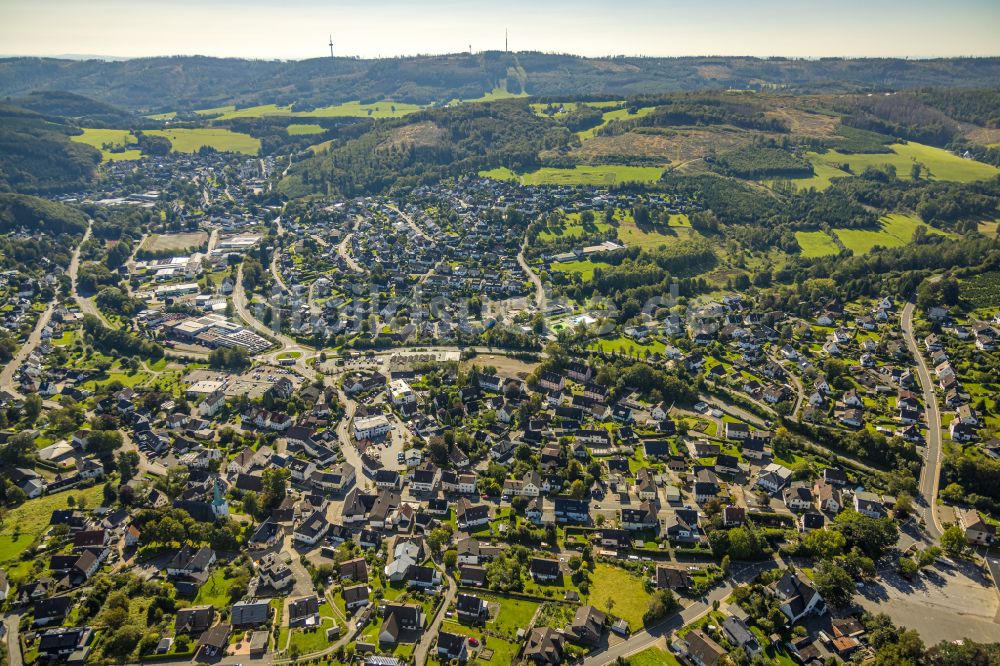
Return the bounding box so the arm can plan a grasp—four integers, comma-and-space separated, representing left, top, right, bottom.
808, 142, 1000, 183
196, 101, 422, 120
833, 213, 949, 256
578, 105, 657, 140
146, 128, 260, 154
141, 231, 208, 254
616, 212, 690, 249
550, 259, 610, 281
795, 231, 841, 257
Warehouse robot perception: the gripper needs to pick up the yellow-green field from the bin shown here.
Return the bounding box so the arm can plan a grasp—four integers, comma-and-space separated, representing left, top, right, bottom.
70, 128, 142, 161
795, 231, 841, 257
833, 213, 950, 255
590, 336, 666, 357
481, 164, 665, 186
146, 128, 260, 154
195, 100, 423, 120
786, 161, 851, 191
530, 100, 623, 116
805, 142, 1000, 186
537, 212, 613, 241
616, 213, 690, 249
286, 123, 325, 135
578, 106, 657, 140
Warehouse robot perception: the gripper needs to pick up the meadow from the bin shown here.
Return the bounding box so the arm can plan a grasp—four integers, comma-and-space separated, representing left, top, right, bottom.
70, 128, 142, 161
141, 231, 208, 253
590, 336, 666, 357
577, 105, 657, 140
146, 128, 260, 154
585, 563, 652, 630
286, 123, 325, 135
550, 259, 610, 281
833, 213, 949, 255
196, 100, 423, 120
806, 141, 1000, 184
795, 230, 841, 257
616, 212, 690, 249
960, 271, 1000, 309
481, 164, 665, 186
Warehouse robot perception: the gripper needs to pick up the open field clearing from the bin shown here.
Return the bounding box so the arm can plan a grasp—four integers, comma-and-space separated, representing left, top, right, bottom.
530, 100, 623, 116
616, 213, 690, 249
196, 101, 423, 119
141, 231, 208, 253
146, 128, 260, 154
482, 164, 665, 186
70, 128, 142, 161
807, 141, 1000, 183
572, 126, 752, 166
960, 271, 1000, 309
550, 259, 611, 281
0, 485, 105, 571
784, 161, 850, 191
833, 213, 950, 255
585, 563, 653, 630
286, 123, 325, 135
578, 105, 657, 140
537, 211, 613, 241
795, 230, 841, 257
590, 336, 666, 357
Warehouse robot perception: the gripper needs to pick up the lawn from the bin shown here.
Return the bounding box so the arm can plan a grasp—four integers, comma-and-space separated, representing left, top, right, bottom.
537, 212, 613, 241
193, 568, 240, 607
480, 594, 540, 638
807, 141, 1000, 183
0, 485, 105, 567
795, 231, 840, 257
439, 619, 519, 665
833, 213, 950, 256
286, 123, 325, 135
70, 128, 142, 161
480, 164, 665, 186
590, 337, 666, 357
585, 563, 652, 630
628, 646, 681, 666
146, 128, 260, 155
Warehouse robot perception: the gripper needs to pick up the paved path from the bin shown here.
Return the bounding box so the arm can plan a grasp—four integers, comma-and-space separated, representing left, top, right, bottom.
0, 301, 54, 398
70, 222, 112, 327
901, 300, 945, 539
413, 563, 457, 666
517, 243, 545, 311
4, 613, 22, 666
388, 204, 432, 243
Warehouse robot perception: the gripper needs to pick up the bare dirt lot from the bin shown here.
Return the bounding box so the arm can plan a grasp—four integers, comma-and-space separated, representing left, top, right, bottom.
141, 231, 208, 254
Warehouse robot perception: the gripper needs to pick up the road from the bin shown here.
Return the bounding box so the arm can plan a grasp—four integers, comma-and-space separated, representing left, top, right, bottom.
901, 300, 945, 539
413, 563, 457, 666
0, 302, 54, 398
517, 243, 545, 311
388, 204, 432, 243
69, 222, 113, 327
336, 232, 364, 273
581, 558, 781, 665
269, 218, 291, 294
4, 613, 22, 666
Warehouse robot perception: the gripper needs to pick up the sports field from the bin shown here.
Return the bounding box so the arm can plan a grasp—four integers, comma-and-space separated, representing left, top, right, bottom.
70, 128, 142, 161
795, 231, 840, 257
807, 142, 999, 183
482, 164, 665, 186
833, 213, 949, 255
146, 128, 260, 154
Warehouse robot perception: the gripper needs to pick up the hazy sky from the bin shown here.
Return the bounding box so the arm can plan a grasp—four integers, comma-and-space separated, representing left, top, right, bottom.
2, 0, 999, 60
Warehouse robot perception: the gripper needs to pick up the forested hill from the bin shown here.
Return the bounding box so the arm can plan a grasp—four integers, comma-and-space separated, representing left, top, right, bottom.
2, 53, 1000, 113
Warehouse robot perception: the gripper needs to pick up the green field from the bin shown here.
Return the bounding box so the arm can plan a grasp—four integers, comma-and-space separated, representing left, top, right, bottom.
550, 259, 610, 281
286, 123, 325, 135
807, 142, 1000, 184
530, 100, 623, 116
146, 128, 260, 154
786, 161, 850, 191
833, 213, 949, 255
70, 128, 142, 161
616, 214, 689, 249
0, 485, 105, 570
591, 336, 666, 356
196, 100, 423, 120
482, 164, 665, 186
537, 211, 613, 241
586, 563, 652, 630
578, 105, 657, 140
960, 271, 1000, 309
795, 231, 841, 257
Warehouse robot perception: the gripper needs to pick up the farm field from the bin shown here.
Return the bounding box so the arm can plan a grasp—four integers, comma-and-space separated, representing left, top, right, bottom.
807, 142, 1000, 183
833, 213, 949, 256
616, 213, 690, 249
70, 128, 142, 161
960, 271, 1000, 309
795, 230, 841, 257
482, 164, 665, 186
286, 123, 325, 135
785, 161, 850, 191
146, 128, 260, 154
141, 231, 208, 254
195, 101, 423, 119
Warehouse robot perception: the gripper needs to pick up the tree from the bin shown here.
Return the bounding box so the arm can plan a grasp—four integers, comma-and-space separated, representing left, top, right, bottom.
642, 589, 680, 625
23, 394, 42, 424
939, 524, 968, 557
897, 556, 919, 578
569, 479, 586, 498
812, 560, 854, 608
443, 550, 457, 568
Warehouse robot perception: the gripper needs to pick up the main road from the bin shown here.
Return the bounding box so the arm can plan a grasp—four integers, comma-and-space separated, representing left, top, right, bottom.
901, 300, 945, 539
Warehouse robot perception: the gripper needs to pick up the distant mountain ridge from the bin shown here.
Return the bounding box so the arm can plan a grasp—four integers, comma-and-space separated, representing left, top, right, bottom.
2, 53, 999, 114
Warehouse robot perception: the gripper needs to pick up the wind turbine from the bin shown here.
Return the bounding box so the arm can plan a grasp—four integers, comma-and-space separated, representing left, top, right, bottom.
329, 35, 334, 58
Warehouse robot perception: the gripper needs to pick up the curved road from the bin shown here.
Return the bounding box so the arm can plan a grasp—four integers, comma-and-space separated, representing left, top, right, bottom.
901, 301, 945, 539
517, 244, 545, 311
